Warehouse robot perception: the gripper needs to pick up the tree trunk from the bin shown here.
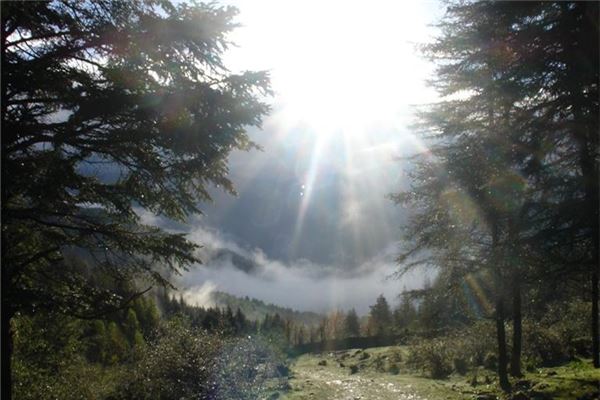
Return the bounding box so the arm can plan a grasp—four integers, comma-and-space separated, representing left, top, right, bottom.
592, 269, 599, 368
489, 218, 511, 391
580, 142, 599, 368
1, 310, 13, 400
495, 298, 511, 391
510, 277, 522, 377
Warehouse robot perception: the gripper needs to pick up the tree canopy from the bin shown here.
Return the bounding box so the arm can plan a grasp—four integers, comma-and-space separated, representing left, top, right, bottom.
392, 0, 598, 389
1, 2, 270, 397
2, 0, 270, 317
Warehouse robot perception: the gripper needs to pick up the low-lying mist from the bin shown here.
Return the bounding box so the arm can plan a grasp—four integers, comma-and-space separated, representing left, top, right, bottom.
163, 219, 430, 315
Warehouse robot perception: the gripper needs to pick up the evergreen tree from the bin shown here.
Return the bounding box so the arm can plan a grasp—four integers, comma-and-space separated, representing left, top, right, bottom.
1, 1, 270, 396
106, 322, 128, 364
344, 308, 361, 338
393, 292, 417, 334
369, 295, 392, 336
390, 0, 599, 387
123, 308, 143, 347
86, 320, 108, 364
234, 308, 247, 334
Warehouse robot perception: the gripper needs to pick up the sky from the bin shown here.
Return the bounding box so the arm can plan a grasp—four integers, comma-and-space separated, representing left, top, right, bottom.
167, 1, 445, 313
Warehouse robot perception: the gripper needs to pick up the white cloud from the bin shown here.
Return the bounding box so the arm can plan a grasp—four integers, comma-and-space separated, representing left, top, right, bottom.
173, 220, 430, 315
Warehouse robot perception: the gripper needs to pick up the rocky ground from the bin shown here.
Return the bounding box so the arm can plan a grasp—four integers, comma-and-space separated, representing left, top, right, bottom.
279, 346, 600, 400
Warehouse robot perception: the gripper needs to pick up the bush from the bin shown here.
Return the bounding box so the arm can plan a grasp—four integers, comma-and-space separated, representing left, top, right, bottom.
214, 335, 289, 399
118, 317, 288, 400
462, 321, 497, 367
117, 317, 223, 400
453, 356, 469, 375
407, 338, 453, 379
12, 312, 125, 400
523, 322, 568, 366
406, 321, 498, 378
483, 352, 497, 371
541, 301, 591, 359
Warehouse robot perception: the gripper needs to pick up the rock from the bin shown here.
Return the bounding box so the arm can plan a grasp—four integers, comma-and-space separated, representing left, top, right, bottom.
318, 360, 327, 366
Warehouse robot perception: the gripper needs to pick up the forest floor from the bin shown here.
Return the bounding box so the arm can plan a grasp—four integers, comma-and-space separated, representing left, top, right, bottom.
280, 346, 600, 400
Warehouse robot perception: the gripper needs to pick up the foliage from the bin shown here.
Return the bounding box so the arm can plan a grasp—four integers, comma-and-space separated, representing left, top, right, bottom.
212, 291, 323, 326
368, 295, 392, 336
117, 316, 287, 400
407, 338, 453, 379
2, 0, 270, 318
213, 336, 290, 399
117, 317, 223, 399
12, 312, 125, 400
522, 300, 592, 367
392, 293, 417, 334
406, 322, 498, 378
391, 0, 599, 387
344, 308, 361, 338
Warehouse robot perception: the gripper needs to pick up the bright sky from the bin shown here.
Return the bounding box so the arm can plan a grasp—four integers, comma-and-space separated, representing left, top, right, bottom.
178, 1, 445, 310
225, 1, 441, 134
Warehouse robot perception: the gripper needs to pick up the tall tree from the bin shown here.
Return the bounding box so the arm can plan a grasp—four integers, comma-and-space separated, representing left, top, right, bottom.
507, 1, 599, 368
392, 0, 599, 388
1, 1, 270, 398
344, 308, 361, 338
369, 295, 392, 336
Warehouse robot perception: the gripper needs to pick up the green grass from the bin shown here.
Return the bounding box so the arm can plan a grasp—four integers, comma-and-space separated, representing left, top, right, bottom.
281, 346, 600, 400
521, 359, 600, 399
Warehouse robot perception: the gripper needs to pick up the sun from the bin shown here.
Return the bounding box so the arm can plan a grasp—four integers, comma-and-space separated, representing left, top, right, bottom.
225, 0, 440, 138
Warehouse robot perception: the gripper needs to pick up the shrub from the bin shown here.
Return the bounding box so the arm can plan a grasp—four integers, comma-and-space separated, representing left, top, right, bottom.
483, 352, 498, 371
523, 322, 568, 366
543, 301, 591, 359
117, 317, 223, 400
118, 317, 288, 400
407, 338, 453, 379
462, 321, 497, 366
453, 356, 469, 375
483, 352, 497, 371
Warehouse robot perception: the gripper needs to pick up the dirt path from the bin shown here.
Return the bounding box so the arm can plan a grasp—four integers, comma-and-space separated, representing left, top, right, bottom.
284, 356, 426, 400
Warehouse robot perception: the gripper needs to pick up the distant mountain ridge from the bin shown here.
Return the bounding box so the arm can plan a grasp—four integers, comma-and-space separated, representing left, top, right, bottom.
211, 290, 323, 326
210, 248, 260, 274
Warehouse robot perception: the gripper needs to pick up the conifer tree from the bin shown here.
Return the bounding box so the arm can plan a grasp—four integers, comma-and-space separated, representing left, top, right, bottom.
391, 0, 598, 388
344, 308, 361, 338
369, 295, 392, 336
1, 1, 270, 396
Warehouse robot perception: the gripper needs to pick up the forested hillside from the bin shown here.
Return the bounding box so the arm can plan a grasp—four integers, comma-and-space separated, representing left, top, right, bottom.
211, 291, 323, 326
